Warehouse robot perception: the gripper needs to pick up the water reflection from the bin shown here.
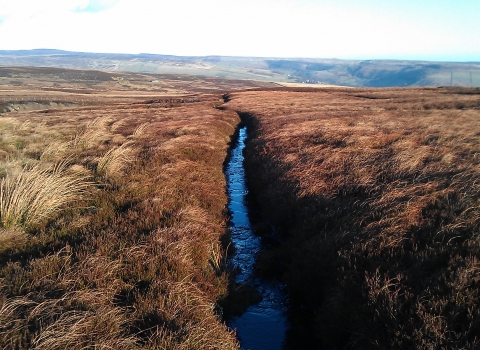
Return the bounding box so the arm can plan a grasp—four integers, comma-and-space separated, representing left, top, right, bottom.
225, 126, 288, 350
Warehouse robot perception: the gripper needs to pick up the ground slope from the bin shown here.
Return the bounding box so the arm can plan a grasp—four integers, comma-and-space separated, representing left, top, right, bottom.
0, 91, 240, 348
226, 87, 480, 349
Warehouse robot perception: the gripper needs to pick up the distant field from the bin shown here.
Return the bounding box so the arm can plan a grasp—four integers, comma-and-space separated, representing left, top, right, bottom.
225, 87, 480, 348
118, 62, 291, 82
276, 82, 345, 88
426, 71, 479, 86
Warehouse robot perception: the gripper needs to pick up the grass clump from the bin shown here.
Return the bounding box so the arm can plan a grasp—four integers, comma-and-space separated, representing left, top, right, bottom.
0, 160, 91, 229
70, 116, 112, 150
96, 142, 135, 179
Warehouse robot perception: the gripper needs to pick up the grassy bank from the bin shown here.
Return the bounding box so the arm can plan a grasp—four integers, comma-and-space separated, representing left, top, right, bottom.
226, 87, 480, 348
0, 96, 240, 348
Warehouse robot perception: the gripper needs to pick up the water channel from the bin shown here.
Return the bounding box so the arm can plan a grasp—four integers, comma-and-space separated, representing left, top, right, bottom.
225, 125, 289, 350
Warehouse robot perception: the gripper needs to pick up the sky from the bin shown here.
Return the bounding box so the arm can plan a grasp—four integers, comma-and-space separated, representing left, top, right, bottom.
0, 0, 479, 62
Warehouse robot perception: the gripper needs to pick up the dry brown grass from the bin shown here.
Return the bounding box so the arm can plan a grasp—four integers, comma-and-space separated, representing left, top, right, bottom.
0, 93, 240, 349
0, 65, 277, 108
0, 160, 92, 229
226, 87, 480, 349
96, 142, 136, 179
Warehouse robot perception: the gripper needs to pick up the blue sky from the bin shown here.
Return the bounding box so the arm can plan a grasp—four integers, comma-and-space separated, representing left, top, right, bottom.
0, 0, 479, 61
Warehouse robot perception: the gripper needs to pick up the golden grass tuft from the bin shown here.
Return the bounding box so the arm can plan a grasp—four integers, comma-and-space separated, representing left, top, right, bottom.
70, 116, 111, 150
0, 293, 138, 350
96, 142, 136, 179
39, 140, 71, 161
0, 160, 92, 228
32, 307, 138, 350
133, 122, 150, 137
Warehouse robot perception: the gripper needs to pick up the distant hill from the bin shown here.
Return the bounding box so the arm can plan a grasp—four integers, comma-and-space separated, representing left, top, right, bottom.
0, 49, 479, 87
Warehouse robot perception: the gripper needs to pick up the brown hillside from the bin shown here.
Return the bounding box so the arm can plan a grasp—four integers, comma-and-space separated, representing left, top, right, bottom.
0, 93, 239, 348
225, 87, 480, 348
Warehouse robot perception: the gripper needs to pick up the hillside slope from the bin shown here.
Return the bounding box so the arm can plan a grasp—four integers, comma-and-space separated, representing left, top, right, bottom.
226, 87, 480, 348
1, 49, 479, 87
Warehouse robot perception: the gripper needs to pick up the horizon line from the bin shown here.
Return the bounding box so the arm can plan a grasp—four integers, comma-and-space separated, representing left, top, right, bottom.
1, 48, 479, 64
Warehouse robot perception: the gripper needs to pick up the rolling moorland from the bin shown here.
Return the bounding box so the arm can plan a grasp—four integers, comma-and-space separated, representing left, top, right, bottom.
0, 65, 276, 111
0, 67, 257, 348
1, 49, 480, 87
0, 65, 479, 348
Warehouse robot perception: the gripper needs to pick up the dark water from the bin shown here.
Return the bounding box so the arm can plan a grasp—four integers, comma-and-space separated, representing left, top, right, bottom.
225, 126, 288, 350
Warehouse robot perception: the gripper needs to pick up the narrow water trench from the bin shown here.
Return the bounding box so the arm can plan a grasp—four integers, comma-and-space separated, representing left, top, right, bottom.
225, 125, 289, 349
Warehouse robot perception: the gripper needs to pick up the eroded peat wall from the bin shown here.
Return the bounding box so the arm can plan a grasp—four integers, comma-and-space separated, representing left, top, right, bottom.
225, 87, 480, 349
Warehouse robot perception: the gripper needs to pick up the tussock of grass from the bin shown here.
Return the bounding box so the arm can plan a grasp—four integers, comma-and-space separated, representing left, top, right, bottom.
71, 116, 111, 150
133, 122, 149, 137
96, 142, 136, 179
227, 87, 480, 349
0, 160, 91, 228
0, 292, 138, 350
33, 308, 138, 350
39, 140, 71, 161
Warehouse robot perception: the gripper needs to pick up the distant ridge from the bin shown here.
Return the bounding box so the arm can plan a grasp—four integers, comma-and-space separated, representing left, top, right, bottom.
1, 49, 479, 87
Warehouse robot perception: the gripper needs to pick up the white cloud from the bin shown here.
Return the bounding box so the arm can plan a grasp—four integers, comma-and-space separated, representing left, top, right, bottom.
0, 0, 84, 17
75, 0, 121, 13
0, 0, 478, 61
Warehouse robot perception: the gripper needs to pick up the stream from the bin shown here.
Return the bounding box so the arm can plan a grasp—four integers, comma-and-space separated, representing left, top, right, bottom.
225, 125, 289, 350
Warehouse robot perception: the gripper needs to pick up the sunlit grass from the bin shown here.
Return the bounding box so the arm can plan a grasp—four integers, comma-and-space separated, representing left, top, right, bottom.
0, 94, 239, 349
96, 142, 136, 179
0, 160, 91, 229
227, 87, 480, 349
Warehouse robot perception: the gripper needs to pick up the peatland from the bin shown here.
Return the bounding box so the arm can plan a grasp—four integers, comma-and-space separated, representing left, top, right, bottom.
225, 87, 480, 349
0, 67, 250, 348
2, 63, 480, 349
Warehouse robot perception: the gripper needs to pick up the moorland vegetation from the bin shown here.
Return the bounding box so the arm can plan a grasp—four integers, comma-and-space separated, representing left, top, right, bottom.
2, 64, 480, 349
0, 92, 240, 348
226, 87, 480, 349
